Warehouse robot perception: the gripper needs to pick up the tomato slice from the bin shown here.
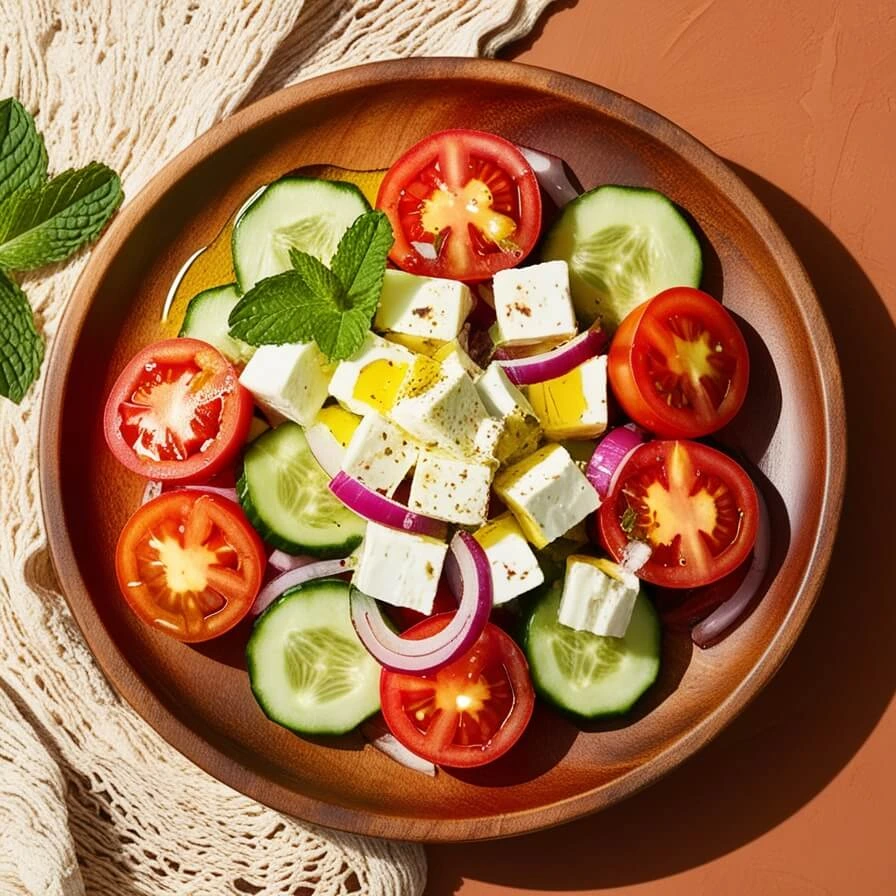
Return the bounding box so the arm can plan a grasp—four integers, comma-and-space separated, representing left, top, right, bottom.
598, 440, 758, 588
376, 129, 542, 282
608, 288, 749, 438
115, 491, 265, 642
104, 338, 253, 483
380, 616, 535, 768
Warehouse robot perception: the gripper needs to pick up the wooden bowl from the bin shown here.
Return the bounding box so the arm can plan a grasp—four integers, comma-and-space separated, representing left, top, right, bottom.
39, 59, 845, 842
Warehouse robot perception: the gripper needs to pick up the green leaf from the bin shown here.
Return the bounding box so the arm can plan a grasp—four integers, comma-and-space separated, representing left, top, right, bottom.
0, 98, 48, 204
227, 270, 316, 345
0, 162, 123, 271
288, 248, 344, 307
330, 210, 394, 315
230, 210, 394, 362
0, 270, 43, 403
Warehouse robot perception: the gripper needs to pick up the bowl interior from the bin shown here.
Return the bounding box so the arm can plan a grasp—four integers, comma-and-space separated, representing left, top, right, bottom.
41, 59, 842, 842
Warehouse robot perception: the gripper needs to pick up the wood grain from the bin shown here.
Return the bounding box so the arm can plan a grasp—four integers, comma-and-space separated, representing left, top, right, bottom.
38, 58, 845, 842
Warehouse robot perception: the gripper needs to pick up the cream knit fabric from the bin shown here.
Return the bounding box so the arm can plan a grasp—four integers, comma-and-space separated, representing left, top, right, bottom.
0, 2, 553, 894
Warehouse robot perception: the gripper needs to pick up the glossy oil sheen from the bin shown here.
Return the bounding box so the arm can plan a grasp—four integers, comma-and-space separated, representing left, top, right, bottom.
39, 59, 845, 842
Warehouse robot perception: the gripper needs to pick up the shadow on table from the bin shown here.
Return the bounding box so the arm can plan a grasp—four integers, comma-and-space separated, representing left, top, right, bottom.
425, 166, 896, 893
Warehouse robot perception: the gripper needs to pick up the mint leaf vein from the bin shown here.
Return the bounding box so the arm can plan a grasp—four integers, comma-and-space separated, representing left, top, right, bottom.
0, 99, 47, 205
0, 270, 43, 403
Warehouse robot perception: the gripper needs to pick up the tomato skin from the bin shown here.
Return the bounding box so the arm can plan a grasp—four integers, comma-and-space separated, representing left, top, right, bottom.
608, 288, 749, 439
376, 129, 542, 282
380, 616, 535, 768
598, 439, 758, 589
104, 338, 253, 484
115, 491, 265, 642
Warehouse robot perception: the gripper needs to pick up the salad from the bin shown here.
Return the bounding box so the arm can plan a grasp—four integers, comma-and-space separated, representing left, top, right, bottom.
103, 128, 761, 772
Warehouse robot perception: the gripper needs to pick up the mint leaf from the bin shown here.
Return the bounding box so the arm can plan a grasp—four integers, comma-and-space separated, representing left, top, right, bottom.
230, 210, 394, 362
330, 210, 393, 315
288, 248, 344, 305
0, 270, 43, 403
0, 162, 123, 271
0, 98, 47, 204
227, 270, 316, 345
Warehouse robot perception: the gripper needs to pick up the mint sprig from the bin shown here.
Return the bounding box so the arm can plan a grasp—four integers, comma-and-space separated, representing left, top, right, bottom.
0, 270, 44, 403
228, 210, 393, 361
0, 98, 123, 404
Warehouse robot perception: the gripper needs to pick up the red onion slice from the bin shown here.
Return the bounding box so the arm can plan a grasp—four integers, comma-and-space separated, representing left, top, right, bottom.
349, 531, 492, 673
586, 424, 649, 497
329, 471, 446, 538
305, 424, 343, 479
517, 145, 581, 206
498, 327, 608, 386
360, 718, 436, 776
252, 557, 357, 617
691, 488, 771, 648
267, 550, 316, 573
181, 484, 239, 502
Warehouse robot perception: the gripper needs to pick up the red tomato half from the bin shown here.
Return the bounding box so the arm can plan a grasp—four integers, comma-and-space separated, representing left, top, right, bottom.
608, 288, 749, 438
380, 616, 535, 768
115, 491, 266, 642
376, 129, 542, 282
104, 338, 253, 483
598, 440, 758, 589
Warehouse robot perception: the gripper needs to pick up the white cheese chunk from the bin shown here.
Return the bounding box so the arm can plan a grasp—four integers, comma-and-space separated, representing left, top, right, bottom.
409, 451, 494, 526
558, 555, 640, 637
433, 339, 483, 379
473, 513, 544, 605
328, 332, 415, 417
492, 260, 577, 347
475, 362, 542, 464
389, 355, 489, 459
374, 269, 473, 341
494, 444, 600, 549
340, 413, 418, 497
527, 355, 609, 439
352, 522, 448, 614
238, 342, 331, 426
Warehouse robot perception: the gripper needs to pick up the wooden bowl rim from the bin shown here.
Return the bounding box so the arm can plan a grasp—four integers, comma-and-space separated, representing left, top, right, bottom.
39, 57, 846, 842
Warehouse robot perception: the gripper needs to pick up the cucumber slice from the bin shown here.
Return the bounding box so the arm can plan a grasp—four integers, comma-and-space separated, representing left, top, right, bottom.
541, 185, 702, 330
247, 579, 380, 735
232, 176, 370, 292
238, 422, 365, 557
178, 284, 254, 363
524, 581, 661, 718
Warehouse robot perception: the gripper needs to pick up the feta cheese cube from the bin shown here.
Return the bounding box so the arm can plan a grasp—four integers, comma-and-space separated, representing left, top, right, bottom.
473, 513, 544, 605
328, 333, 415, 416
475, 363, 542, 464
303, 405, 361, 469
383, 332, 445, 356
433, 339, 483, 379
374, 269, 473, 341
409, 451, 494, 526
558, 555, 640, 637
353, 522, 448, 614
494, 444, 600, 549
239, 342, 332, 426
473, 416, 504, 462
389, 355, 489, 458
527, 355, 608, 439
492, 260, 577, 347
340, 413, 418, 497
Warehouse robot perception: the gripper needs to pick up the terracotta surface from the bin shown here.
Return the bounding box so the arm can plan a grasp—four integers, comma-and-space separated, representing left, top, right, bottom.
40, 57, 843, 842
425, 0, 895, 892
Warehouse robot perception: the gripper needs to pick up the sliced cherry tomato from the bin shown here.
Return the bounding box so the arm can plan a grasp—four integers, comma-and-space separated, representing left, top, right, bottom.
115, 491, 265, 642
380, 616, 535, 768
104, 338, 253, 484
608, 287, 749, 438
376, 129, 542, 282
598, 439, 758, 588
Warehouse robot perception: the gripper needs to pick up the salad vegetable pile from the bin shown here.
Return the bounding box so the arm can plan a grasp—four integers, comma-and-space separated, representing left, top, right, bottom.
103, 128, 762, 771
